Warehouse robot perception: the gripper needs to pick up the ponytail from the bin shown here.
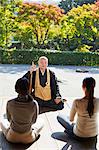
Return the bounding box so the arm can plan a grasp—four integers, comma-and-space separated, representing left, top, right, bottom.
87, 86, 94, 118
83, 77, 95, 118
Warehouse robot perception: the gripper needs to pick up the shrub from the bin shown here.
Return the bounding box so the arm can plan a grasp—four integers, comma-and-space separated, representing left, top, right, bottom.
0, 49, 99, 66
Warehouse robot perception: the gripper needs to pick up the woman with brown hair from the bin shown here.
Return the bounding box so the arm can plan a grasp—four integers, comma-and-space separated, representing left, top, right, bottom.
0, 78, 44, 144
57, 77, 99, 140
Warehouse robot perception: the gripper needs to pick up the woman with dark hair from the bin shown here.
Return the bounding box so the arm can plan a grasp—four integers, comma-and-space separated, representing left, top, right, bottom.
0, 78, 44, 144
57, 77, 99, 140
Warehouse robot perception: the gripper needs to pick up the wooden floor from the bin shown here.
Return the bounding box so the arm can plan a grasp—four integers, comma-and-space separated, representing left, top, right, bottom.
0, 98, 98, 150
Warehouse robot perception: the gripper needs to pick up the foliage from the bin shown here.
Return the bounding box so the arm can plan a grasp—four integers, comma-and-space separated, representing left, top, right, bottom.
92, 1, 99, 18
0, 49, 99, 66
15, 2, 64, 48
75, 45, 92, 52
59, 3, 99, 51
0, 0, 21, 48
58, 0, 96, 13
0, 1, 98, 54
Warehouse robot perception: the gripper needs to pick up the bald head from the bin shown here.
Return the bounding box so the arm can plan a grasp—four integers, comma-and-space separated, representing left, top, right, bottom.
38, 56, 48, 72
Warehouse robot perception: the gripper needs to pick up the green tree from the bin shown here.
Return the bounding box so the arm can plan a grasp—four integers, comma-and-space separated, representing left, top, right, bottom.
91, 1, 99, 50
58, 0, 96, 13
59, 3, 99, 51
0, 0, 21, 48
15, 2, 64, 48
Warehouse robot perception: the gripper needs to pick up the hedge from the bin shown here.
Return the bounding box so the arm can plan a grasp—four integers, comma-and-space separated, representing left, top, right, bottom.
0, 49, 99, 66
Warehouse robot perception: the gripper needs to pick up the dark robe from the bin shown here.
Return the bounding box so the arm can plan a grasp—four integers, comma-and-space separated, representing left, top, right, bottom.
23, 69, 64, 110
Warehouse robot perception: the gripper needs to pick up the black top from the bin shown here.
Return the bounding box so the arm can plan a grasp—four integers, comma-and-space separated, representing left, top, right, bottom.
23, 69, 61, 100
39, 69, 47, 87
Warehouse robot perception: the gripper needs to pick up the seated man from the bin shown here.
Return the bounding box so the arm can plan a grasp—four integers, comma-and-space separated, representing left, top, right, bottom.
0, 78, 44, 144
23, 56, 64, 110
